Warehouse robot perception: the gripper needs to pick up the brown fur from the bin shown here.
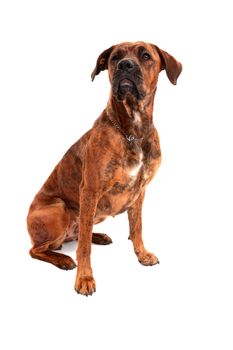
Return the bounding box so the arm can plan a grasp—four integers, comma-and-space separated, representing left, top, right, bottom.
27, 41, 182, 296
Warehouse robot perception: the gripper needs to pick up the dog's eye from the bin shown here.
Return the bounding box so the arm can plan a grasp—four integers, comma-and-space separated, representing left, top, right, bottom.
111, 55, 118, 62
142, 52, 151, 60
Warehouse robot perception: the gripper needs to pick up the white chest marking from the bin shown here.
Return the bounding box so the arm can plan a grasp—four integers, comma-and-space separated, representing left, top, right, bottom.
129, 152, 143, 177
129, 163, 142, 177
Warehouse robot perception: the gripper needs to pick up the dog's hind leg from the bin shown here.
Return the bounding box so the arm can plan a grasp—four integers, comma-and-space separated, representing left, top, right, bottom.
27, 202, 76, 270
29, 247, 76, 270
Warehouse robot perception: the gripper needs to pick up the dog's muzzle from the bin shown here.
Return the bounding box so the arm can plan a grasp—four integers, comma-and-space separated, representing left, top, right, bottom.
112, 59, 145, 101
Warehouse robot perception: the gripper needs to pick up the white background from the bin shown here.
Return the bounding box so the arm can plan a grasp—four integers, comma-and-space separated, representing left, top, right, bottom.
0, 0, 232, 349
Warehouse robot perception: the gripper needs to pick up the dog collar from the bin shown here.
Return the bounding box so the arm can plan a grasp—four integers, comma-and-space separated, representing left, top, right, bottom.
108, 116, 141, 144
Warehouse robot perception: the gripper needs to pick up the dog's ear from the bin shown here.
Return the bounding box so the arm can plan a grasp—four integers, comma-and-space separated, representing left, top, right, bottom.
91, 46, 115, 81
154, 45, 182, 85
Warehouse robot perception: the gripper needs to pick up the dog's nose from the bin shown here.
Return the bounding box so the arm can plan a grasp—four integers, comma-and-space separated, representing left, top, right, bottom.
117, 59, 134, 72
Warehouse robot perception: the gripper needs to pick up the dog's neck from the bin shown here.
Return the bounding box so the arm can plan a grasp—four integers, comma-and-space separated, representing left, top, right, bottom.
106, 90, 156, 140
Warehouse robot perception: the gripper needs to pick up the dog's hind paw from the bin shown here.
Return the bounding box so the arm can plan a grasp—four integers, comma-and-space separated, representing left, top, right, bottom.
92, 233, 112, 245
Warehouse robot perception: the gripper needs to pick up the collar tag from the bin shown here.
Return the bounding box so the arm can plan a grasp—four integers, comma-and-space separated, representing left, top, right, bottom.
126, 135, 135, 143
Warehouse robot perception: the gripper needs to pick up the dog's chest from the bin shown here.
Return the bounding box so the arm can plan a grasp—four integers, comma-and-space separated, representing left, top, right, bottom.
127, 150, 143, 177
96, 139, 161, 218
125, 141, 157, 182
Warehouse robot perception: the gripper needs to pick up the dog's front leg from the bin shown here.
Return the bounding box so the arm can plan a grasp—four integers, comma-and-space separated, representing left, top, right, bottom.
75, 188, 99, 296
128, 191, 159, 266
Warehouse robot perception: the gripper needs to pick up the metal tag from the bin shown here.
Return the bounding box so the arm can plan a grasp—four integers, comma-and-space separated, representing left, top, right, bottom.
126, 135, 135, 143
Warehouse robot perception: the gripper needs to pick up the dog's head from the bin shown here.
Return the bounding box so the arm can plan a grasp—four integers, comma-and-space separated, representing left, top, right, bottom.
91, 41, 182, 101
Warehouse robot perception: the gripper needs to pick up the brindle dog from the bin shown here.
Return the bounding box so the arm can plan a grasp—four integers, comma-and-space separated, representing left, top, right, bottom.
27, 42, 182, 296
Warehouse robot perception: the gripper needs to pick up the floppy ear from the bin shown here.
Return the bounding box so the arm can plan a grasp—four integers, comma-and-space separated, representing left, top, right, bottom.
154, 45, 182, 85
91, 46, 115, 81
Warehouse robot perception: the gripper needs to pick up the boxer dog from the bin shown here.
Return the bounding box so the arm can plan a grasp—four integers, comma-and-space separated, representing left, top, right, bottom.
27, 41, 182, 296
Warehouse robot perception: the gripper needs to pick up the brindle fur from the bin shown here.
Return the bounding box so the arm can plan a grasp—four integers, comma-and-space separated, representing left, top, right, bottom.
27, 41, 182, 295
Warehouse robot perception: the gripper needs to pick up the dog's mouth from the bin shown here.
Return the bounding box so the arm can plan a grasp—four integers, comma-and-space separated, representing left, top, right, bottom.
119, 78, 136, 92
112, 73, 145, 101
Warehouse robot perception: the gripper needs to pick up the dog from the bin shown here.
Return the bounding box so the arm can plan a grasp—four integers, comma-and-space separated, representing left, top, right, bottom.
27, 41, 182, 296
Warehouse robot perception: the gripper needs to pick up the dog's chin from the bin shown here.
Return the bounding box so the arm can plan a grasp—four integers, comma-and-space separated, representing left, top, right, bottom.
112, 79, 143, 101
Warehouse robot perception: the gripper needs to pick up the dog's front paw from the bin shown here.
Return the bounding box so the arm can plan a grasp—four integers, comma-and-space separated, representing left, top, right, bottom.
137, 250, 160, 266
75, 276, 96, 296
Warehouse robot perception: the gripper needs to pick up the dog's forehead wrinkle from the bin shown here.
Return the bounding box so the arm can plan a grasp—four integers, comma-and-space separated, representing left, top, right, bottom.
113, 42, 147, 56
